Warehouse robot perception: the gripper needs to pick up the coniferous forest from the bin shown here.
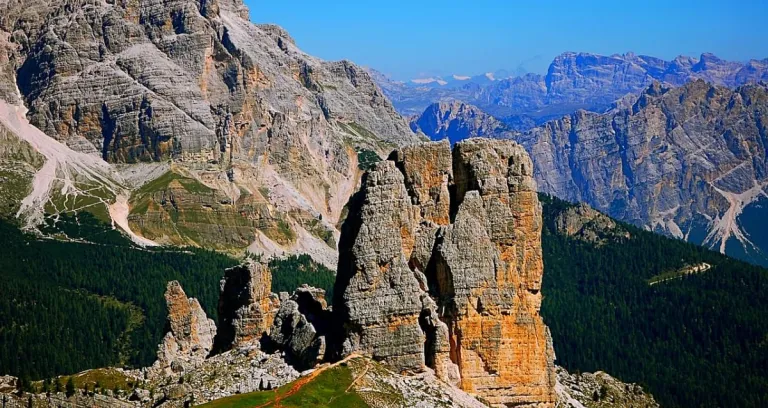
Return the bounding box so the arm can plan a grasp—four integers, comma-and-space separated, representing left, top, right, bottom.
539, 194, 768, 408
0, 217, 336, 381
1, 197, 767, 408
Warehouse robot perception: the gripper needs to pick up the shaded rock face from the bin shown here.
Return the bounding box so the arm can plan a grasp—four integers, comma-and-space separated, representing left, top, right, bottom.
410, 100, 512, 144
215, 260, 279, 351
213, 261, 331, 371
518, 81, 768, 266
153, 281, 217, 374
268, 285, 331, 370
335, 139, 556, 407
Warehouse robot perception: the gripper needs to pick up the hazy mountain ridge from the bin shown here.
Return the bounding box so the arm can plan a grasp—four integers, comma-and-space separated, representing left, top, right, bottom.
375, 52, 768, 128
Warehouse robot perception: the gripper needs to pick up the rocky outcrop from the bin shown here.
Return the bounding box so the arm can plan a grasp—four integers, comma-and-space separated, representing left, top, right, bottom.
267, 285, 330, 370
555, 366, 659, 408
519, 81, 768, 266
152, 281, 216, 375
375, 52, 768, 130
215, 260, 279, 351
410, 100, 512, 144
0, 0, 421, 262
335, 138, 556, 407
552, 202, 630, 245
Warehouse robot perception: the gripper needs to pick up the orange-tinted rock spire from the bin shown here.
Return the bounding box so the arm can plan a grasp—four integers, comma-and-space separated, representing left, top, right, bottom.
335, 138, 556, 407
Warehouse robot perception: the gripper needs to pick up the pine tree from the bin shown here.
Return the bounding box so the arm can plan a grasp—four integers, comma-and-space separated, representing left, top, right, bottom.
65, 378, 75, 398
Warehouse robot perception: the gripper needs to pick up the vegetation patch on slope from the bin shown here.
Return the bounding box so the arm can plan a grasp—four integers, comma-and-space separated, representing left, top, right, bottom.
540, 194, 768, 408
268, 254, 337, 299
198, 362, 366, 408
0, 219, 238, 379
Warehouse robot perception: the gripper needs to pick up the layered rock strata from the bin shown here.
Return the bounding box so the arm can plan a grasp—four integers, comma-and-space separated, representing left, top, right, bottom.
518, 81, 768, 266
335, 139, 556, 407
0, 0, 422, 262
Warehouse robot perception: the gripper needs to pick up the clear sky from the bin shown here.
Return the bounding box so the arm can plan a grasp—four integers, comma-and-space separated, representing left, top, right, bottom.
244, 0, 768, 80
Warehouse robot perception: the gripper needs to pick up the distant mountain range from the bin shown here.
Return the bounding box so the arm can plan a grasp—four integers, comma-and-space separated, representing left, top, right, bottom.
374, 52, 768, 129
410, 81, 768, 268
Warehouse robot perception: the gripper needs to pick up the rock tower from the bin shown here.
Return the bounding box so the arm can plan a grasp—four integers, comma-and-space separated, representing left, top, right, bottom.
335, 139, 556, 407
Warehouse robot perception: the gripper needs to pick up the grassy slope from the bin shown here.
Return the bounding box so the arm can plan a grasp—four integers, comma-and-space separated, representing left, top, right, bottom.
198, 364, 366, 408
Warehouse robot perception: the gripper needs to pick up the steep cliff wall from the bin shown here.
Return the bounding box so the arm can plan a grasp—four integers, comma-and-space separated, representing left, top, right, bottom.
518, 81, 768, 266
0, 0, 421, 263
335, 139, 556, 407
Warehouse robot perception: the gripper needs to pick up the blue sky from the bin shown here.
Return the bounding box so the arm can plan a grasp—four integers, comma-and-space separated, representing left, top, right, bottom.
245, 0, 768, 80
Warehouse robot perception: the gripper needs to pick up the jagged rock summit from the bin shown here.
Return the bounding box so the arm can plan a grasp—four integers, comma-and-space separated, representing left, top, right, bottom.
335, 138, 556, 407
410, 100, 512, 144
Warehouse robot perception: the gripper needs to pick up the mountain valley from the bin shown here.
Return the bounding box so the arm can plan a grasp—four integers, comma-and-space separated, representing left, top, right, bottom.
0, 1, 766, 407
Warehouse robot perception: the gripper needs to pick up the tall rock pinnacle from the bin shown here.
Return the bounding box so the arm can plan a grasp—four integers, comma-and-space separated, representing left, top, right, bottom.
152, 281, 217, 375
334, 138, 556, 407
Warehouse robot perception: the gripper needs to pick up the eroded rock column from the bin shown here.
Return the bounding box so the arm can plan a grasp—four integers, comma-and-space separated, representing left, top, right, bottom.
335, 138, 556, 407
215, 260, 280, 351
152, 281, 217, 375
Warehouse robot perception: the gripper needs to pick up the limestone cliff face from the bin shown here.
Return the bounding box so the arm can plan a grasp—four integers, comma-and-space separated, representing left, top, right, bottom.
0, 0, 421, 263
335, 139, 556, 407
518, 81, 768, 266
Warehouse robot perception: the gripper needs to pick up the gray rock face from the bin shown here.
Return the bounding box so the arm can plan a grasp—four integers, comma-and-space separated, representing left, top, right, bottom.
335, 139, 556, 407
555, 366, 659, 408
553, 203, 630, 245
268, 285, 330, 370
335, 158, 426, 371
518, 81, 768, 266
1, 0, 417, 158
376, 52, 768, 130
215, 260, 279, 351
152, 281, 217, 375
409, 100, 512, 144
0, 0, 421, 263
